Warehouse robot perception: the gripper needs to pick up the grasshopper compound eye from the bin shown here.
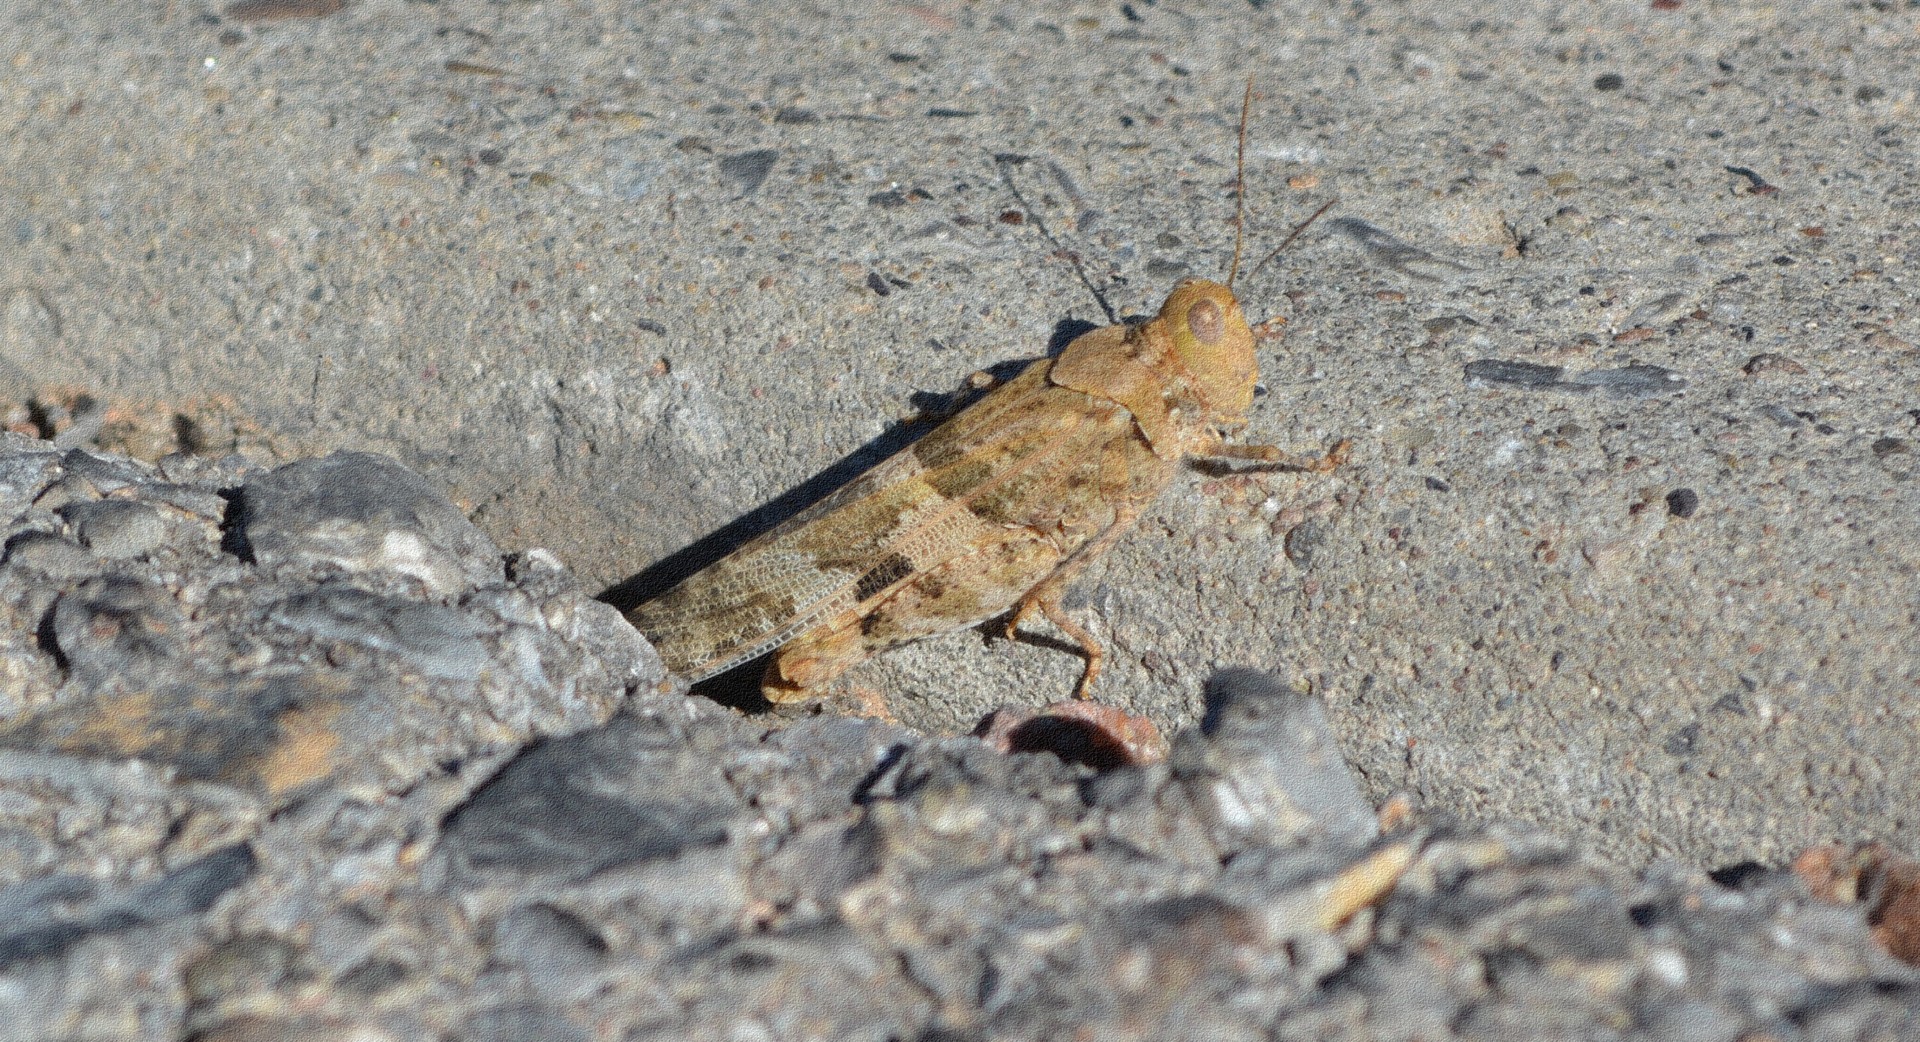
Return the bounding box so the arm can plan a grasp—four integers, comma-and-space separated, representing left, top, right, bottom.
1186, 296, 1224, 345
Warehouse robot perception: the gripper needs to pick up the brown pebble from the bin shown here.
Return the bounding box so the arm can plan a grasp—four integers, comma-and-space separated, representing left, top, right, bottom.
1794, 842, 1920, 966
976, 700, 1166, 769
1377, 792, 1418, 832
1743, 353, 1807, 376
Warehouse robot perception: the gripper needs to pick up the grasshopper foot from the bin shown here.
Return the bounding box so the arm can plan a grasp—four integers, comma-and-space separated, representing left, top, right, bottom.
1006, 581, 1105, 699
1306, 437, 1353, 474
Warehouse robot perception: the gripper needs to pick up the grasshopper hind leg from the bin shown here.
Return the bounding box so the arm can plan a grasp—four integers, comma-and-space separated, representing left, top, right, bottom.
762, 530, 1067, 705
1003, 505, 1148, 700
761, 621, 866, 704
1004, 578, 1106, 700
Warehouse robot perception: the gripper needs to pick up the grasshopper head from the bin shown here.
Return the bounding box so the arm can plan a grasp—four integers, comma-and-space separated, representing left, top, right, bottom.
1159, 277, 1258, 423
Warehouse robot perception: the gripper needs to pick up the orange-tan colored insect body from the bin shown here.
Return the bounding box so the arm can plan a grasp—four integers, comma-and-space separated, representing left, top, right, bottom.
629, 90, 1345, 703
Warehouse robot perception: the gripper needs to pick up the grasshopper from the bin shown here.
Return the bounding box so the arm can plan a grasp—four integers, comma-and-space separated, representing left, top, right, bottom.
629, 89, 1347, 704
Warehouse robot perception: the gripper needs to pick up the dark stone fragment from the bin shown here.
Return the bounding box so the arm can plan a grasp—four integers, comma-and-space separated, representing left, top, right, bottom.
1758, 403, 1804, 427
1666, 487, 1700, 517
1175, 669, 1375, 850
1709, 860, 1771, 890
1743, 352, 1806, 376
268, 584, 488, 681
1423, 314, 1479, 336
718, 149, 780, 196
442, 714, 737, 882
335, 957, 410, 997
1711, 691, 1749, 715
224, 0, 345, 23
1566, 364, 1687, 398
1284, 519, 1328, 569
1465, 359, 1567, 389
0, 844, 254, 968
239, 451, 499, 594
1664, 722, 1701, 756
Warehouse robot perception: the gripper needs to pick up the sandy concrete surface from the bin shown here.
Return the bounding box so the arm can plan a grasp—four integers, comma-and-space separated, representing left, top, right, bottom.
3, 0, 1916, 869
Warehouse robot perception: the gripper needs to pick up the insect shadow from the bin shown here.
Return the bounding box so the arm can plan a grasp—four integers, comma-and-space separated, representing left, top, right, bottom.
599, 315, 1104, 714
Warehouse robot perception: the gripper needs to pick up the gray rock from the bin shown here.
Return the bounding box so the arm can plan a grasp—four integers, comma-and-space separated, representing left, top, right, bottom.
1464, 359, 1688, 399
458, 1005, 591, 1042
269, 584, 489, 682
0, 750, 262, 887
63, 499, 173, 559
1174, 669, 1378, 852
0, 844, 253, 968
48, 574, 188, 686
0, 529, 96, 579
0, 435, 1916, 1041
1464, 358, 1569, 390
1566, 363, 1689, 398
0, 446, 61, 518
239, 451, 501, 595
439, 709, 747, 893
0, 442, 645, 816
487, 905, 608, 999
56, 448, 150, 495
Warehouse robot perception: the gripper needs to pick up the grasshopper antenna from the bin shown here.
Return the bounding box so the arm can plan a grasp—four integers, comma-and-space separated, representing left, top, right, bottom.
994, 153, 1118, 326
1249, 197, 1338, 280
1227, 76, 1254, 291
